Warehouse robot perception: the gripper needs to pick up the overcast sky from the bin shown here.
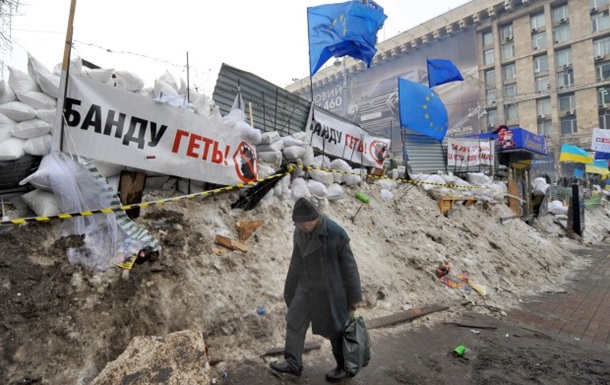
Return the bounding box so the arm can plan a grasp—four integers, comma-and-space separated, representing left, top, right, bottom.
2, 0, 472, 95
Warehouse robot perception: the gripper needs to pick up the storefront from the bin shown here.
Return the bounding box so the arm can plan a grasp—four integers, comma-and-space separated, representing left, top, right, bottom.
469, 127, 548, 219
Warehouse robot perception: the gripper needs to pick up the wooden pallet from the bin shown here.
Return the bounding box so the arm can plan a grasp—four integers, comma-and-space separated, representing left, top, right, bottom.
438, 197, 478, 216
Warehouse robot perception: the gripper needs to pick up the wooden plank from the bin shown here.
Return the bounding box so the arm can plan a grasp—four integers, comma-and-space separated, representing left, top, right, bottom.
507, 179, 521, 216
366, 304, 449, 330
214, 234, 248, 252
236, 220, 263, 241
118, 171, 147, 219
262, 341, 321, 357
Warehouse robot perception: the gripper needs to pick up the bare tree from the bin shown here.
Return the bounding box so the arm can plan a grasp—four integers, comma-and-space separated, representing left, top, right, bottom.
0, 0, 21, 51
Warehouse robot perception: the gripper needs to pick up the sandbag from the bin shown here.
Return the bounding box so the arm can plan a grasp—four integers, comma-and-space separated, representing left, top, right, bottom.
82, 67, 115, 83
290, 177, 311, 199
0, 101, 37, 121
257, 151, 282, 165
23, 134, 52, 156
114, 70, 145, 92
0, 137, 25, 160
301, 145, 315, 167
0, 80, 17, 103
327, 183, 345, 201
283, 145, 307, 161
153, 78, 179, 98
11, 118, 52, 139
17, 90, 57, 110
35, 108, 56, 123
309, 168, 334, 186
306, 179, 328, 198
259, 131, 281, 145
0, 125, 11, 142
21, 189, 61, 217
19, 153, 53, 190
8, 66, 40, 94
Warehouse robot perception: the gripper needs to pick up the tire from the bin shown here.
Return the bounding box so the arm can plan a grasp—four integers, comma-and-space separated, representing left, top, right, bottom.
0, 154, 42, 190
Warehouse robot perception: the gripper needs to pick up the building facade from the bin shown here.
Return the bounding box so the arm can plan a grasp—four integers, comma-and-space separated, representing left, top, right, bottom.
287, 0, 610, 158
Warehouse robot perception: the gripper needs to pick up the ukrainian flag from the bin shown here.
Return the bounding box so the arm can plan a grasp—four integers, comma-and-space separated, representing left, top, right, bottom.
559, 144, 593, 164
586, 159, 609, 176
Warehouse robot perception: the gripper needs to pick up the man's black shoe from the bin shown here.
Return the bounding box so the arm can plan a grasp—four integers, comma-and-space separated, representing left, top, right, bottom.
270, 361, 302, 377
325, 367, 348, 382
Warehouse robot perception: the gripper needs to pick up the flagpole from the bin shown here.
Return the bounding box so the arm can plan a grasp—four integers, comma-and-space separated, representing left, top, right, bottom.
57, 0, 77, 153
186, 51, 190, 105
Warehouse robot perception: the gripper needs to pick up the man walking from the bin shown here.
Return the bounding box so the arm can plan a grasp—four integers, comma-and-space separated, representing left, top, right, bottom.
270, 197, 363, 382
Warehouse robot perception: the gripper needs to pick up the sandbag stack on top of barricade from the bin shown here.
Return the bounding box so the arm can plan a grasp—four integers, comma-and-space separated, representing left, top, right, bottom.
3, 52, 399, 219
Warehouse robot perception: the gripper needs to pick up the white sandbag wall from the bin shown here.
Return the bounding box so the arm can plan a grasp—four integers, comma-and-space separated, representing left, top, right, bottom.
6, 52, 385, 217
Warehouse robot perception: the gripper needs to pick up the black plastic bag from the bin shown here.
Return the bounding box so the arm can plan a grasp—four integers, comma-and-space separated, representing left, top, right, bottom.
342, 311, 372, 377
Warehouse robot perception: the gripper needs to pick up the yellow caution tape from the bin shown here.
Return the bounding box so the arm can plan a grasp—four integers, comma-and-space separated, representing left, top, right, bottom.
0, 170, 291, 226
1, 164, 489, 226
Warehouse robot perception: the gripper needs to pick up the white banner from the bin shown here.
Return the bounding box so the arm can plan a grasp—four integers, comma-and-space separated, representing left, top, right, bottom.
447, 138, 495, 168
57, 74, 258, 186
591, 127, 610, 153
306, 106, 391, 168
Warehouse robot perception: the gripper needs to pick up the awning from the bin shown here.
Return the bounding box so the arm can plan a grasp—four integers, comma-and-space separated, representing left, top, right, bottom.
468, 127, 547, 156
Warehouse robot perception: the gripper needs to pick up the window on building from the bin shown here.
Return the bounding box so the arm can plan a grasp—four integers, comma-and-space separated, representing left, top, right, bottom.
594, 36, 610, 56
501, 24, 514, 41
592, 11, 610, 32
482, 31, 493, 46
531, 13, 546, 30
505, 104, 519, 120
598, 86, 610, 105
552, 4, 569, 22
504, 83, 517, 100
559, 93, 576, 112
485, 89, 497, 105
557, 70, 574, 89
534, 54, 548, 73
560, 116, 577, 135
556, 48, 572, 67
501, 43, 515, 60
591, 0, 610, 10
532, 32, 547, 49
487, 109, 498, 129
537, 98, 552, 115
485, 69, 496, 87
503, 63, 516, 81
553, 24, 570, 43
536, 75, 550, 92
596, 61, 610, 80
538, 119, 553, 137
599, 110, 610, 129
484, 48, 494, 65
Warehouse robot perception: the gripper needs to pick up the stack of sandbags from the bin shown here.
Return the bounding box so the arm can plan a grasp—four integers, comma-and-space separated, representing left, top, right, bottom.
0, 71, 52, 164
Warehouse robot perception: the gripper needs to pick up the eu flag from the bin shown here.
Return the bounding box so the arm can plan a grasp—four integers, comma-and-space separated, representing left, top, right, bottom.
307, 1, 387, 77
398, 78, 449, 142
427, 59, 464, 88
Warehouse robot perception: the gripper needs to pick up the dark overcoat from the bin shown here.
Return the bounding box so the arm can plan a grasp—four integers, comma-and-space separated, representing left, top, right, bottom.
284, 215, 362, 337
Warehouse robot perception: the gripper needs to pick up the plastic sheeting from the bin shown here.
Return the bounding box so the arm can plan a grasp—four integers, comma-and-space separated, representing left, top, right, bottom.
46, 151, 159, 271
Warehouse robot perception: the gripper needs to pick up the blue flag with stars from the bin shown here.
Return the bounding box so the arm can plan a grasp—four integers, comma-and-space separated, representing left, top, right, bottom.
427, 58, 464, 88
307, 1, 387, 77
398, 78, 449, 142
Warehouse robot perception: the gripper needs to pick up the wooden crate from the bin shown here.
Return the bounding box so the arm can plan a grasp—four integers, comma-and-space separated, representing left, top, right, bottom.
438, 197, 478, 216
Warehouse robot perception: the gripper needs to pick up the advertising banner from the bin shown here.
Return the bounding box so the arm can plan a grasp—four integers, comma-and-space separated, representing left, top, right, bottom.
59, 74, 258, 186
447, 138, 494, 168
591, 127, 610, 153
306, 106, 390, 168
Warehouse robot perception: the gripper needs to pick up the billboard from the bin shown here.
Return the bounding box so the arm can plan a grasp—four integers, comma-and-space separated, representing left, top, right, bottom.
300, 28, 479, 154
